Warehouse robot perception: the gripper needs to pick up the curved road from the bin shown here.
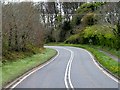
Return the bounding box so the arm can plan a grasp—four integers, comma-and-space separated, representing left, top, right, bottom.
13, 46, 119, 88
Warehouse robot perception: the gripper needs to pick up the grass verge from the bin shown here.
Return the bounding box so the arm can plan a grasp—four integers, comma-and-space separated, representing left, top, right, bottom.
47, 43, 120, 79
92, 45, 120, 59
2, 48, 57, 87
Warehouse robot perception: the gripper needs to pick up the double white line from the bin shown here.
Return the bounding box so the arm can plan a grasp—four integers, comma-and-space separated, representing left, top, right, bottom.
6, 46, 75, 89
63, 48, 74, 89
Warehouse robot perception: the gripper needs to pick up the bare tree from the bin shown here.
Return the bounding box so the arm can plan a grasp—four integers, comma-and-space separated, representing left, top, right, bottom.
2, 2, 45, 53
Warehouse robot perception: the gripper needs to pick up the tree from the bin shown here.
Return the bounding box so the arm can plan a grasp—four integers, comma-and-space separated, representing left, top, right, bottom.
97, 2, 120, 50
2, 2, 45, 53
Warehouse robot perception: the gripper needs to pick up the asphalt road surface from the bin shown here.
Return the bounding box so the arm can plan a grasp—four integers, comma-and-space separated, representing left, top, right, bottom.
13, 46, 119, 88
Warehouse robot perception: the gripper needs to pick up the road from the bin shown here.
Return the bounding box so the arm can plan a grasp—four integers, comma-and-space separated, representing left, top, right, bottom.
13, 46, 119, 88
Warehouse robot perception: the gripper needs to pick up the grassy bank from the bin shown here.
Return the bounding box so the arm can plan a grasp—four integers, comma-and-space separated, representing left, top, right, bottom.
92, 45, 120, 59
2, 48, 57, 87
47, 43, 120, 78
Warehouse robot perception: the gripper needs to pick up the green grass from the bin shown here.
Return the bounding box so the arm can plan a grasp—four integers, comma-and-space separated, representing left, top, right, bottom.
92, 45, 120, 59
47, 43, 120, 78
2, 48, 57, 87
2, 45, 44, 62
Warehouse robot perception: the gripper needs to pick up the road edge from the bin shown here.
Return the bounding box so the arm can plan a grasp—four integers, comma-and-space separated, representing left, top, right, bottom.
3, 48, 59, 89
62, 45, 119, 84
80, 48, 119, 84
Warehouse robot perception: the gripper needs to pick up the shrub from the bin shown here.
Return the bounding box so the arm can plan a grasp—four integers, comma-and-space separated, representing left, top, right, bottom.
83, 25, 118, 49
81, 12, 97, 26
65, 33, 83, 44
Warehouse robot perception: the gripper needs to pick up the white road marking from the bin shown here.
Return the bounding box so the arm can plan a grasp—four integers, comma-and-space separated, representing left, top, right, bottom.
49, 46, 75, 89
9, 48, 60, 89
6, 46, 118, 89
62, 47, 74, 89
71, 46, 119, 84
68, 50, 74, 89
64, 56, 70, 88
82, 48, 119, 83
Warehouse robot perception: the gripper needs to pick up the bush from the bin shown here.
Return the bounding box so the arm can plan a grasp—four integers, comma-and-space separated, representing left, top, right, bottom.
83, 25, 118, 49
65, 24, 119, 50
71, 15, 83, 26
81, 12, 97, 26
65, 33, 83, 44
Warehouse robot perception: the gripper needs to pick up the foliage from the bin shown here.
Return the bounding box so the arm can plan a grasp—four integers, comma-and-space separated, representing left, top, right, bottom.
76, 2, 105, 14
47, 43, 120, 78
62, 21, 72, 31
91, 45, 120, 59
2, 48, 57, 86
2, 2, 44, 61
65, 24, 119, 50
71, 14, 83, 26
81, 12, 97, 26
56, 21, 72, 42
2, 45, 42, 62
80, 2, 105, 9
83, 25, 118, 49
56, 15, 62, 23
65, 33, 83, 44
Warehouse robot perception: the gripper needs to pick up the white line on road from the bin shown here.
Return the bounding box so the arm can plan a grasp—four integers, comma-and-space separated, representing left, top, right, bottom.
63, 47, 74, 89
45, 46, 75, 89
82, 48, 119, 83
64, 56, 70, 88
8, 48, 60, 89
75, 47, 119, 84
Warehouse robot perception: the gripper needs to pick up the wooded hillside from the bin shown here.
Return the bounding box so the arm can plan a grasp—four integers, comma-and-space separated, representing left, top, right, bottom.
2, 1, 120, 62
